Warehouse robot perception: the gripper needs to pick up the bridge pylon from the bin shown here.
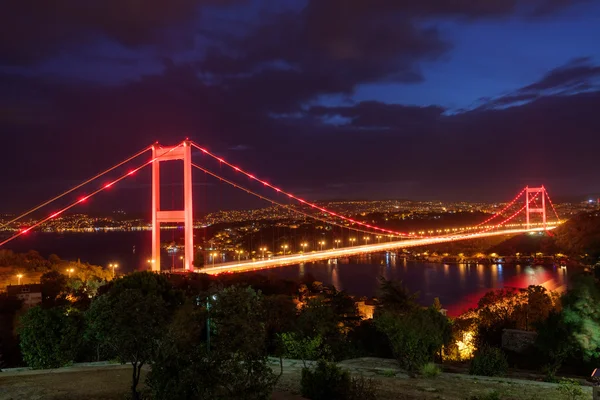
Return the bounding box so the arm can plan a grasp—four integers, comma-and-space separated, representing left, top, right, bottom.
151, 141, 194, 272
525, 186, 546, 230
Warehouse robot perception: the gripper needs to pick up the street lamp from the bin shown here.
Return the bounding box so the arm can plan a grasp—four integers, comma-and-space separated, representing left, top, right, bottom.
334, 239, 341, 248
318, 241, 325, 251
17, 274, 23, 285
109, 263, 119, 278
350, 238, 356, 246
301, 243, 308, 252
211, 252, 218, 266
376, 235, 382, 243
179, 256, 184, 269
281, 244, 289, 255
66, 268, 74, 278
363, 236, 370, 245
259, 247, 267, 258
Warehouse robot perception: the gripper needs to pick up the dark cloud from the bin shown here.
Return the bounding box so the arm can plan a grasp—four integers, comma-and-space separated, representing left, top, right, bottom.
478, 57, 600, 109
0, 0, 243, 66
308, 101, 445, 129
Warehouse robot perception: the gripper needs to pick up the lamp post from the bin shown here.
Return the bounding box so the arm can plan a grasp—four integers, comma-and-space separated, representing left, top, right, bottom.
334, 239, 341, 248
350, 238, 356, 246
211, 252, 218, 266
67, 268, 74, 278
281, 244, 289, 255
376, 235, 382, 243
301, 243, 308, 253
318, 241, 326, 251
363, 236, 370, 245
109, 263, 119, 278
259, 247, 267, 258
179, 256, 184, 270
17, 274, 23, 285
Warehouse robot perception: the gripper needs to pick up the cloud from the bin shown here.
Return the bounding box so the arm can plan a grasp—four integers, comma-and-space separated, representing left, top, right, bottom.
477, 57, 600, 109
0, 0, 244, 66
308, 101, 445, 129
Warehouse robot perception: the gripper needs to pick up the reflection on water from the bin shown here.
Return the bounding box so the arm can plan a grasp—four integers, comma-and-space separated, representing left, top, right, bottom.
5, 232, 580, 317
247, 252, 580, 316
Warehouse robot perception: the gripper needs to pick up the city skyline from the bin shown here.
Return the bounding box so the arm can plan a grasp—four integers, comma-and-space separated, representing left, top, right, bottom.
2, 1, 600, 213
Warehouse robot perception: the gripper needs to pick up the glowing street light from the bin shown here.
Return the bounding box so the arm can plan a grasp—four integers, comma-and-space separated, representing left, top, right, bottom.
179, 255, 184, 269
363, 236, 370, 244
318, 241, 326, 251
17, 274, 23, 285
349, 238, 356, 246
281, 244, 289, 255
376, 235, 382, 243
301, 243, 308, 252
211, 252, 218, 266
334, 239, 341, 248
259, 247, 267, 258
66, 268, 74, 278
108, 263, 119, 278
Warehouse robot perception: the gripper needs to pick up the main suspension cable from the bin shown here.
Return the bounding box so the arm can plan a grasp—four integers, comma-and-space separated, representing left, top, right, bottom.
191, 142, 421, 238
0, 145, 152, 230
0, 144, 182, 248
191, 163, 404, 239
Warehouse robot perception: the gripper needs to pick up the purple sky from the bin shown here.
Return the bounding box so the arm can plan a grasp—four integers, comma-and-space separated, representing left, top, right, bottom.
1, 0, 600, 213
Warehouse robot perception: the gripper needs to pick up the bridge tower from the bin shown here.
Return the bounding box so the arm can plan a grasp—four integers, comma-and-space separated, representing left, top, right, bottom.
151, 141, 194, 272
525, 186, 546, 230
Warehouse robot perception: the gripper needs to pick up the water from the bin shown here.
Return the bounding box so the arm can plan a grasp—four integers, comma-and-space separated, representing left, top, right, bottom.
4, 231, 576, 316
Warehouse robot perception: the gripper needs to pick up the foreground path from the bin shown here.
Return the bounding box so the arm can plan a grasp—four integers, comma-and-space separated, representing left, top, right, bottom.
0, 357, 590, 400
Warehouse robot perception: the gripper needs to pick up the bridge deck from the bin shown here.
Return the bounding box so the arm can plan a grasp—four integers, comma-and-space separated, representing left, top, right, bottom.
197, 227, 552, 275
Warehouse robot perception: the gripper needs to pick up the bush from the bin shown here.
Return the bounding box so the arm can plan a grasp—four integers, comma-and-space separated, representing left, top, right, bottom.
301, 360, 351, 400
468, 391, 502, 400
469, 346, 508, 377
420, 362, 441, 378
349, 375, 378, 400
557, 378, 584, 400
375, 308, 451, 373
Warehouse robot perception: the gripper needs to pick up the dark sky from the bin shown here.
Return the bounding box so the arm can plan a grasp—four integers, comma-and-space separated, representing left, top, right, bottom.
1, 0, 600, 214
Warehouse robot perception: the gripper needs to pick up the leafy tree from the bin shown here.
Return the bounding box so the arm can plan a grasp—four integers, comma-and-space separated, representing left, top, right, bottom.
40, 270, 68, 306
18, 306, 82, 369
534, 311, 574, 380
86, 288, 169, 400
300, 360, 351, 400
562, 275, 600, 360
376, 308, 451, 373
263, 294, 298, 354
377, 277, 418, 313
147, 286, 277, 400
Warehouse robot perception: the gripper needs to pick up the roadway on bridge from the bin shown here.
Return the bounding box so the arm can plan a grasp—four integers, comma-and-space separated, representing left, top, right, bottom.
198, 227, 553, 275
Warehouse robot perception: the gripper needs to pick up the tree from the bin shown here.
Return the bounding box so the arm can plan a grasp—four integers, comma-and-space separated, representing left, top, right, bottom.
147, 286, 277, 399
18, 306, 82, 369
562, 275, 600, 360
376, 308, 451, 374
86, 288, 169, 400
377, 277, 419, 313
40, 270, 68, 306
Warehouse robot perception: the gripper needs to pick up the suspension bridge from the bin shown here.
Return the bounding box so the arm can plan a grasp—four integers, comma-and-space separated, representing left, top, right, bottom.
0, 140, 561, 274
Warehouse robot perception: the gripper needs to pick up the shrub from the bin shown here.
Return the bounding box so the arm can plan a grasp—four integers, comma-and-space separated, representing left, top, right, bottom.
557, 378, 584, 400
301, 360, 351, 400
469, 346, 508, 377
420, 362, 441, 378
349, 375, 378, 400
375, 308, 451, 373
468, 391, 502, 400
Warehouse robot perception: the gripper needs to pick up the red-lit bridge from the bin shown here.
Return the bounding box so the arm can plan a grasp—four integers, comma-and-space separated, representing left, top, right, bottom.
0, 140, 562, 273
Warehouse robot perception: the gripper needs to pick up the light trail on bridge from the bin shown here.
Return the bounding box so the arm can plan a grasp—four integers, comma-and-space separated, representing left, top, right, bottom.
198, 227, 555, 275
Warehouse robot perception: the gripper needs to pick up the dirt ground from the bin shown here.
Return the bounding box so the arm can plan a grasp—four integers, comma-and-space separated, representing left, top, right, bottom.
0, 362, 592, 400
